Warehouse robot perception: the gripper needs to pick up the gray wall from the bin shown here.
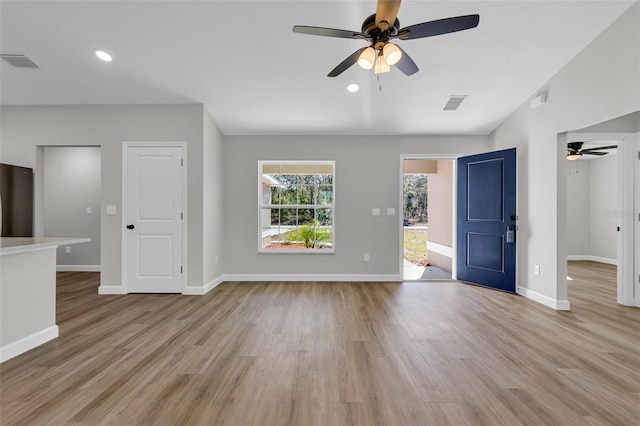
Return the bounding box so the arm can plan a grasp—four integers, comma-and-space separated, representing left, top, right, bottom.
490, 2, 639, 304
223, 135, 489, 276
43, 146, 101, 267
566, 161, 590, 255
203, 108, 225, 285
567, 155, 619, 261
589, 154, 618, 260
0, 104, 214, 290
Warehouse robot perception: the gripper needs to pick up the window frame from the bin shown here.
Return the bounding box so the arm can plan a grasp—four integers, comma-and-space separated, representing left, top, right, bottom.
258, 160, 335, 254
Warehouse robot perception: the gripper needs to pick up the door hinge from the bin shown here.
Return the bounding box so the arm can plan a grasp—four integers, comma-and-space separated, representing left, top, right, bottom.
181, 212, 183, 220
181, 158, 184, 166
181, 266, 183, 274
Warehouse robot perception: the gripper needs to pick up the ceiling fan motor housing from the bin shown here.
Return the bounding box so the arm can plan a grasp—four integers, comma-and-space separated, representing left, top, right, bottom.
361, 13, 400, 44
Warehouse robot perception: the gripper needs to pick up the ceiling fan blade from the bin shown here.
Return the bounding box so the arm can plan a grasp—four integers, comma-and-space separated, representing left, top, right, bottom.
583, 151, 609, 156
328, 47, 367, 77
396, 14, 480, 40
395, 46, 418, 76
376, 0, 402, 31
581, 145, 618, 153
292, 26, 364, 39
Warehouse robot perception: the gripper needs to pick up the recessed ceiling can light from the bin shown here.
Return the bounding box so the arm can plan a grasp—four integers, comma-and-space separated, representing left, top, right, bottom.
95, 50, 112, 62
347, 83, 359, 93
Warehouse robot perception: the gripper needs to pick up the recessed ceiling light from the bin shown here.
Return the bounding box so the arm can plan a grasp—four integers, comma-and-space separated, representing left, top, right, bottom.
347, 83, 359, 93
95, 50, 112, 62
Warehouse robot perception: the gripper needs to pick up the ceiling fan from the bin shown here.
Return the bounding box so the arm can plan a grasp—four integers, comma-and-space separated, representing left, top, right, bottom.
567, 142, 618, 160
292, 0, 479, 77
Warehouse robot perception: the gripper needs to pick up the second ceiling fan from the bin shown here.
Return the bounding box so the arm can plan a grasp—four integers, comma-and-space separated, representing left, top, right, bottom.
292, 0, 479, 77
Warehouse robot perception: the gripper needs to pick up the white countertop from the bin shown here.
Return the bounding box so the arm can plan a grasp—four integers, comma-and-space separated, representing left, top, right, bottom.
0, 237, 91, 255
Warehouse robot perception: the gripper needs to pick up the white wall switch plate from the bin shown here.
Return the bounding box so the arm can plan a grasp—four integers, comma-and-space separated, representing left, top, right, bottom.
86, 207, 93, 215
106, 205, 117, 215
364, 253, 369, 261
387, 208, 395, 216
372, 208, 380, 216
534, 265, 540, 275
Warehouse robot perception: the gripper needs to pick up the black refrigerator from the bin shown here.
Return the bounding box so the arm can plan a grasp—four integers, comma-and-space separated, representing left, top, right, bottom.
1, 163, 34, 237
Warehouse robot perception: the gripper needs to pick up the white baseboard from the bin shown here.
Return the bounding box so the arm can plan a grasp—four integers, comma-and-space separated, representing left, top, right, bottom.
57, 265, 101, 272
222, 274, 402, 282
1, 326, 59, 363
518, 287, 571, 311
98, 285, 125, 295
567, 255, 617, 265
183, 275, 225, 295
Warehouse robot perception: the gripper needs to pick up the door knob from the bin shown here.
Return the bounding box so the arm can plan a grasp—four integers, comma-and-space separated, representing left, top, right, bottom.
126, 224, 135, 229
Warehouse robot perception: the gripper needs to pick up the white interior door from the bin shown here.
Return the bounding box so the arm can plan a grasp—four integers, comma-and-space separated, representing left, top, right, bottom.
125, 145, 184, 293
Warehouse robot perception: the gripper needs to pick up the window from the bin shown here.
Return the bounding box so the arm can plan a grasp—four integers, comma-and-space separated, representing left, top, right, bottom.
259, 161, 334, 252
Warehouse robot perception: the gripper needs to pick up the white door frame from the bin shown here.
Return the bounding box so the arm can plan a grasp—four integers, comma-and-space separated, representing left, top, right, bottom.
567, 133, 635, 306
399, 154, 459, 281
635, 131, 640, 308
121, 142, 187, 294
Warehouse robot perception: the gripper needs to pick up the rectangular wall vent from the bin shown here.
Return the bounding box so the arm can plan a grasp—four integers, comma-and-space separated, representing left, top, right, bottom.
1, 54, 39, 68
443, 95, 468, 111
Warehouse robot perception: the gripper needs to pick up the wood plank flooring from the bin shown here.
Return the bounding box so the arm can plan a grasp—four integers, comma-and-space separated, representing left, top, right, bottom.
1, 263, 639, 425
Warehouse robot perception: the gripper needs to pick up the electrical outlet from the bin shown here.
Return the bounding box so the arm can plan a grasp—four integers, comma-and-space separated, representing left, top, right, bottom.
364, 253, 369, 262
534, 265, 540, 275
65, 246, 71, 254
86, 207, 93, 215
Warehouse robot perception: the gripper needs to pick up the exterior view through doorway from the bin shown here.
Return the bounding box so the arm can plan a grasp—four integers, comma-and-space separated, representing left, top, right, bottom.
401, 157, 455, 280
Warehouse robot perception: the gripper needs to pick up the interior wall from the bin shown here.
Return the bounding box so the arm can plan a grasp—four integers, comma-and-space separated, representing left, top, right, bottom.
0, 104, 211, 290
223, 135, 490, 277
202, 108, 225, 285
589, 154, 619, 261
43, 146, 101, 268
566, 161, 591, 256
490, 2, 640, 307
566, 155, 619, 262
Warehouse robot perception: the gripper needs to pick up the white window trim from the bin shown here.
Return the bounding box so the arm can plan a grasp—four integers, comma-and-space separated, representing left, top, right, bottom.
258, 160, 335, 254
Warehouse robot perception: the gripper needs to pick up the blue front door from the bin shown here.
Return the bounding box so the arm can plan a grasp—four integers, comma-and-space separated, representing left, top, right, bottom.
457, 148, 517, 292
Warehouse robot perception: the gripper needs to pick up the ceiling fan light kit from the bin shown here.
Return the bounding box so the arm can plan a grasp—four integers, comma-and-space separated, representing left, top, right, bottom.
292, 0, 479, 78
567, 153, 582, 161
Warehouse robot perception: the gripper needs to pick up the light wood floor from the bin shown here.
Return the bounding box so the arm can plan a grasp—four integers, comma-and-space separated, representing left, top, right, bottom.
1, 262, 638, 425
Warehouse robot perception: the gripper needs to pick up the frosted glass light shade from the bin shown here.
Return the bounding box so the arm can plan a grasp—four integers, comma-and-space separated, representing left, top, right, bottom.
383, 43, 402, 65
374, 55, 391, 74
357, 47, 375, 69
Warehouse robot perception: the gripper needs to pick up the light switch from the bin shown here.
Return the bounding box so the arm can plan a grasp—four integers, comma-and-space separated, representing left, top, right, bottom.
372, 208, 380, 216
86, 207, 93, 215
106, 205, 117, 215
387, 208, 395, 216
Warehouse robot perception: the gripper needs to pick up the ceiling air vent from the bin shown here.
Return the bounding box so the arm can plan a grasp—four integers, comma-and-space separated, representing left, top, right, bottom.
443, 95, 467, 111
0, 54, 39, 68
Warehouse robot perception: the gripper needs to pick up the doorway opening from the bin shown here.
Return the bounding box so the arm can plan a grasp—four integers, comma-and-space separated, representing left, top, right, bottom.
42, 146, 102, 272
565, 133, 629, 306
401, 157, 454, 280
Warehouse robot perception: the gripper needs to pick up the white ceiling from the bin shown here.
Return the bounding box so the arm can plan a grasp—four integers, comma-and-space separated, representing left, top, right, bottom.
0, 1, 635, 136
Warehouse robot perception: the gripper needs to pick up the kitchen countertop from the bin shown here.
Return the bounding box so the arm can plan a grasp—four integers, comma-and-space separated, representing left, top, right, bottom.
0, 237, 91, 255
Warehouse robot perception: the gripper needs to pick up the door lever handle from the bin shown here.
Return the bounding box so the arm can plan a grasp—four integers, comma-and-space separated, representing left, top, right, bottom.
126, 224, 135, 230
